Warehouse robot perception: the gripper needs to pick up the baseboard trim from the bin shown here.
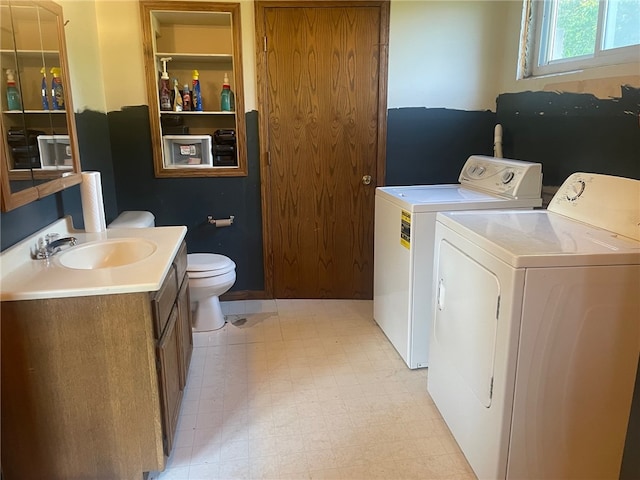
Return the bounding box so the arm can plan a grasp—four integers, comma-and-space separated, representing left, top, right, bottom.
220, 290, 269, 301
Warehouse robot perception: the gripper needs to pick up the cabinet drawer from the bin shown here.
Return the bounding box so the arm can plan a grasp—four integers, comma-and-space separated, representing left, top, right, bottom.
151, 266, 178, 338
173, 241, 188, 283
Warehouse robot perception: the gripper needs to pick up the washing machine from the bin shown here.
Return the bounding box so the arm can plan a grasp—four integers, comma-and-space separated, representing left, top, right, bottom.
373, 155, 542, 369
427, 172, 640, 479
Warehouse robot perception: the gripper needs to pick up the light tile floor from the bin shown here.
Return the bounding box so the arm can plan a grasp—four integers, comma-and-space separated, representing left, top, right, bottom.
153, 299, 475, 480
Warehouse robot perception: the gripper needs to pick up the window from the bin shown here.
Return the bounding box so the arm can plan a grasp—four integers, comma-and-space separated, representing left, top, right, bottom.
521, 0, 640, 77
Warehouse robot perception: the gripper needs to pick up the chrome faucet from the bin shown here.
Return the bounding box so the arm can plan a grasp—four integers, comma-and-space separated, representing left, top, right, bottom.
34, 233, 78, 259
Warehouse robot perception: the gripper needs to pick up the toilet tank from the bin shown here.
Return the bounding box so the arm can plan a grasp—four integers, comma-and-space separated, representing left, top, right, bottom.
108, 211, 155, 229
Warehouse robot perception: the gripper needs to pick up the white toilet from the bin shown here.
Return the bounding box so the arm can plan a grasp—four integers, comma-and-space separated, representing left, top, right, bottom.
187, 253, 236, 331
108, 210, 156, 229
109, 211, 236, 331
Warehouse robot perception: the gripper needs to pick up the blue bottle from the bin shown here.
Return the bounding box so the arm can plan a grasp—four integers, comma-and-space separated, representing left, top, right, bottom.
40, 68, 49, 110
192, 70, 203, 111
50, 67, 65, 110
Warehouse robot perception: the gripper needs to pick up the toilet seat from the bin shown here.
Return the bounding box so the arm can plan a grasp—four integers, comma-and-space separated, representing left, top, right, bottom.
187, 253, 235, 278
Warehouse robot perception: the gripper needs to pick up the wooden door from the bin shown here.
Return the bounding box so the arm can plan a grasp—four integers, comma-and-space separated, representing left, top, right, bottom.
257, 2, 389, 299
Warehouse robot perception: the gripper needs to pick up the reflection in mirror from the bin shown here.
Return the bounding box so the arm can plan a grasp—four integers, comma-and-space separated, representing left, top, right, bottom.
1, 1, 36, 192
0, 0, 82, 212
32, 4, 66, 186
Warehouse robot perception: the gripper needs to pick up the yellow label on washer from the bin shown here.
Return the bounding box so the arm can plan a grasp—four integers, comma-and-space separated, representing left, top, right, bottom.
401, 210, 411, 249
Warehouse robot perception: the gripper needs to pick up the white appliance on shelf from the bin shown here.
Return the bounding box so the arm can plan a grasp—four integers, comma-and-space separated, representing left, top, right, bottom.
373, 155, 543, 369
427, 172, 640, 479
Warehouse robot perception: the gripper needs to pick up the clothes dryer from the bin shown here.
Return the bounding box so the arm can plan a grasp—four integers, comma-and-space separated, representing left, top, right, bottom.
373, 155, 542, 368
428, 172, 640, 479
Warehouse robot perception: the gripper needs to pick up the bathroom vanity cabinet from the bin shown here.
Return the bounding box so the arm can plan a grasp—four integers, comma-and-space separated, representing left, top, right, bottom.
0, 240, 192, 479
152, 240, 193, 456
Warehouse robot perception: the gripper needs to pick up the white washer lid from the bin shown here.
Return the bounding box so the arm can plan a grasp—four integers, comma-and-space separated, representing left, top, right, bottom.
187, 253, 235, 276
375, 185, 541, 212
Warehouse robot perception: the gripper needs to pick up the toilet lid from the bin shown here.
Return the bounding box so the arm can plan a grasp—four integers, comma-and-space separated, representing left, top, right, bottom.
108, 210, 155, 229
187, 253, 235, 277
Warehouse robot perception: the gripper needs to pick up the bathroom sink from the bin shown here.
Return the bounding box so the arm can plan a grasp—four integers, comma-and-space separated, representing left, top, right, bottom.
58, 238, 157, 270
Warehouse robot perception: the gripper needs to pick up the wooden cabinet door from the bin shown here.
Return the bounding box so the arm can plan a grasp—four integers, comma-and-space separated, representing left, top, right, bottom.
156, 305, 183, 456
177, 276, 193, 389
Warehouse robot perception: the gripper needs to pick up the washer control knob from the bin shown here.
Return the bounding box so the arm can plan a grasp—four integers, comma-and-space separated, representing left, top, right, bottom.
476, 166, 486, 176
501, 171, 515, 184
566, 180, 586, 201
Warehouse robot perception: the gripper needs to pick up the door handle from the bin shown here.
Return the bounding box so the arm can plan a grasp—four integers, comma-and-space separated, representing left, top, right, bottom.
362, 175, 372, 185
437, 279, 445, 310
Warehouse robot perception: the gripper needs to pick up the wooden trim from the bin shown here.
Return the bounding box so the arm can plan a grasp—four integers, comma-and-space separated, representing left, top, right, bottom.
376, 1, 390, 187
254, 0, 390, 298
35, 172, 82, 198
139, 1, 162, 176
220, 289, 268, 301
254, 1, 273, 298
229, 2, 247, 177
52, 0, 81, 181
139, 1, 248, 178
256, 0, 388, 6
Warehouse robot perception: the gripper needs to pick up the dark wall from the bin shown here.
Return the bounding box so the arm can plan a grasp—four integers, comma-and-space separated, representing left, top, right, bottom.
385, 108, 497, 186
496, 86, 640, 185
622, 357, 640, 479
0, 109, 117, 250
0, 194, 62, 250
384, 86, 640, 189
108, 107, 264, 292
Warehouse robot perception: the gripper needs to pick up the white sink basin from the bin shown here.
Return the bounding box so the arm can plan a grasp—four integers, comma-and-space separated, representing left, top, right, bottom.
58, 238, 157, 270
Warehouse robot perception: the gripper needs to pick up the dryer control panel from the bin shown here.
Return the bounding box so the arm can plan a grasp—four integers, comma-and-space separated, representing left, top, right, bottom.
549, 172, 640, 241
459, 156, 543, 200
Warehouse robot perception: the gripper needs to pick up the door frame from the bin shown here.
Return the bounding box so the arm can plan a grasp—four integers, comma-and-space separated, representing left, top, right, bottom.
255, 0, 390, 298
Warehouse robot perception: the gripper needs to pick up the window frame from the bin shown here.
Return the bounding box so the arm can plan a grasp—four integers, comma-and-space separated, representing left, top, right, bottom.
522, 0, 640, 78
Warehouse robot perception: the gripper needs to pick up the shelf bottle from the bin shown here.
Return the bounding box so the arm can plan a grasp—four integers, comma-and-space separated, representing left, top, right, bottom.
5, 69, 22, 111
40, 68, 50, 110
220, 72, 234, 112
50, 67, 65, 110
159, 57, 172, 111
192, 70, 203, 111
182, 84, 191, 111
173, 79, 183, 112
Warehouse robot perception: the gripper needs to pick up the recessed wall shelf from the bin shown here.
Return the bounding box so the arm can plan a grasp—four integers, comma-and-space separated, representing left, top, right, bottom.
140, 1, 247, 177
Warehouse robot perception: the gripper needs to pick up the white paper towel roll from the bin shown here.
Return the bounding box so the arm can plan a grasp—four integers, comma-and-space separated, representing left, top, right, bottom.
80, 171, 106, 233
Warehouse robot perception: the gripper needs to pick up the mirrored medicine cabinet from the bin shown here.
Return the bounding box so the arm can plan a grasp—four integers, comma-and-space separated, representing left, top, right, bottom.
0, 0, 82, 212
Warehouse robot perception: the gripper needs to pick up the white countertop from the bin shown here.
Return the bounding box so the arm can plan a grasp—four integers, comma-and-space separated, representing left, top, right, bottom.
0, 216, 187, 301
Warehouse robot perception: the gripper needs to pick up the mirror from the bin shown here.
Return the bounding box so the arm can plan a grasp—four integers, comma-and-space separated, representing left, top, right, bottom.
0, 0, 81, 212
